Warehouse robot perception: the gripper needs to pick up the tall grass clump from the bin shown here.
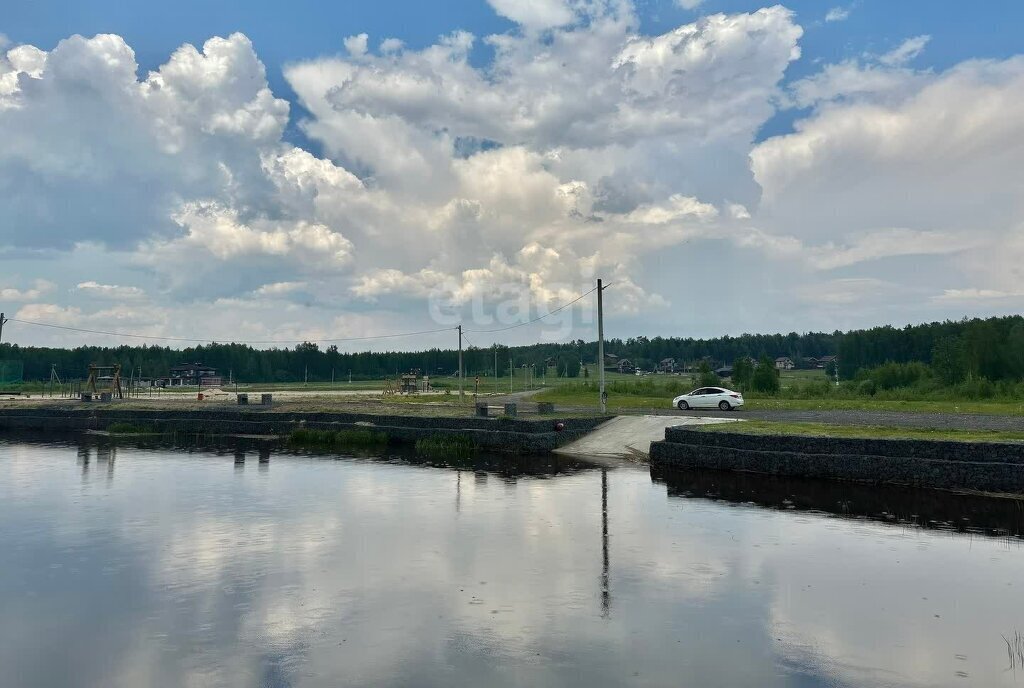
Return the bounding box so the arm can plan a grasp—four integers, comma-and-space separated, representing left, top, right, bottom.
415, 434, 476, 460
106, 422, 157, 434
288, 428, 388, 448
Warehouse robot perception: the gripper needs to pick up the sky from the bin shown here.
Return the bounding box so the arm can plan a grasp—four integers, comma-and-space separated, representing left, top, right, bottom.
1, 0, 1023, 351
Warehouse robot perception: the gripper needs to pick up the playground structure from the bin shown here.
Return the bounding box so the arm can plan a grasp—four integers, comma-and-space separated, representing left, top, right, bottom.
383, 371, 433, 396
85, 364, 124, 400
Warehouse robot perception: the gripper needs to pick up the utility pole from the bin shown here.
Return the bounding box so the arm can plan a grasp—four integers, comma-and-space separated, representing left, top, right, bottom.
457, 325, 464, 400
509, 354, 513, 394
494, 345, 498, 394
597, 279, 606, 414
0, 312, 6, 346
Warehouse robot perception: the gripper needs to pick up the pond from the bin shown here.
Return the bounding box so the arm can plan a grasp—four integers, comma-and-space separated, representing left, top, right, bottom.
1, 435, 1023, 687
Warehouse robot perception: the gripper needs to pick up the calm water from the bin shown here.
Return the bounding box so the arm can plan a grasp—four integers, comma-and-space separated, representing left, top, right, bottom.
2, 436, 1024, 688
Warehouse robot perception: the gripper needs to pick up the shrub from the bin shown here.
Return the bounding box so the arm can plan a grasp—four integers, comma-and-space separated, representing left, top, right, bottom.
867, 361, 931, 390
857, 379, 876, 396
288, 428, 388, 447
751, 355, 781, 395
415, 434, 475, 459
107, 422, 156, 434
955, 378, 996, 400
696, 361, 719, 388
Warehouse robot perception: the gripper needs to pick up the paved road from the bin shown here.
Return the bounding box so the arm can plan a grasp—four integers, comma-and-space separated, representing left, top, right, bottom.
524, 401, 1024, 432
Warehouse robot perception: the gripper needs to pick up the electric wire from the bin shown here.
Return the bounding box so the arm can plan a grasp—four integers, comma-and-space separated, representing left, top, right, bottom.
7, 317, 457, 346
460, 286, 598, 333
8, 284, 604, 345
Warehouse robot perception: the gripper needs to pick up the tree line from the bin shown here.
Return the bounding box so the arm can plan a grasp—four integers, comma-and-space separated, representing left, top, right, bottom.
1, 314, 1022, 384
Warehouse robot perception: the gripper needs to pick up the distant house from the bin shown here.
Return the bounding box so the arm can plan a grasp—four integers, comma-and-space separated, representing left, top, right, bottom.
616, 358, 636, 374
774, 357, 795, 371
818, 355, 838, 369
168, 363, 220, 387
657, 357, 677, 373
804, 357, 819, 369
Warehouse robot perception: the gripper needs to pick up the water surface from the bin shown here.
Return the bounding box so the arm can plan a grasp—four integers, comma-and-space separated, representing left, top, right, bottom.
2, 436, 1023, 687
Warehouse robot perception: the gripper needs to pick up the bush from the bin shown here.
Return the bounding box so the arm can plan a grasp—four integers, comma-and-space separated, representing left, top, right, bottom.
288, 428, 388, 447
782, 379, 834, 399
864, 361, 931, 390
955, 378, 996, 400
107, 422, 156, 434
696, 361, 719, 388
750, 356, 781, 395
857, 379, 876, 396
415, 434, 475, 459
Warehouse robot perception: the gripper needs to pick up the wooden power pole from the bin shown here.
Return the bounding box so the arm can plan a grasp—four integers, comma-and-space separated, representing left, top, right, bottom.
597, 279, 606, 414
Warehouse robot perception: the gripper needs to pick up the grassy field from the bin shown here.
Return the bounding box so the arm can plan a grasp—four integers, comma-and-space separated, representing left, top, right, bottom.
696, 420, 1024, 443
532, 373, 1024, 416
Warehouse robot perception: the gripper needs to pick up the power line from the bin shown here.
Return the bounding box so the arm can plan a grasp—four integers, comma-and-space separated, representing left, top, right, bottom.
463, 286, 599, 334
7, 317, 456, 346
7, 283, 603, 346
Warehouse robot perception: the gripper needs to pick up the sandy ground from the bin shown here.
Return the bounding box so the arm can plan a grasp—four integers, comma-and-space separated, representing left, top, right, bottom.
0, 387, 567, 418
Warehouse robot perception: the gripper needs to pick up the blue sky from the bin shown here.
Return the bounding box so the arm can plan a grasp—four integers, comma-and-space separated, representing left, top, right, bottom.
1, 0, 1023, 348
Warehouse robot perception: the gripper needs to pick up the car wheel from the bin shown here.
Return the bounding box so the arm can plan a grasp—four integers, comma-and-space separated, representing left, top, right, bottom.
719, 400, 732, 411
677, 400, 689, 411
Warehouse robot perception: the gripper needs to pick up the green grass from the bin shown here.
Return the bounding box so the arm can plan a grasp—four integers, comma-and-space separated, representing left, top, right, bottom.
414, 434, 476, 459
533, 377, 1024, 416
696, 420, 1024, 443
744, 397, 1024, 415
106, 422, 158, 434
287, 428, 389, 448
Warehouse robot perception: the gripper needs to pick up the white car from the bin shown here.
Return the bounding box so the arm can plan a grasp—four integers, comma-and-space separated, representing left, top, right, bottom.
672, 387, 744, 411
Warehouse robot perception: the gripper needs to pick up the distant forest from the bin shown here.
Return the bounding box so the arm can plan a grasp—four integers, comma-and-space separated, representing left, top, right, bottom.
2, 315, 1023, 384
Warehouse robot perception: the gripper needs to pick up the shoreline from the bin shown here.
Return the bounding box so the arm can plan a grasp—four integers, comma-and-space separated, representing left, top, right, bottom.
0, 407, 609, 455
651, 426, 1024, 494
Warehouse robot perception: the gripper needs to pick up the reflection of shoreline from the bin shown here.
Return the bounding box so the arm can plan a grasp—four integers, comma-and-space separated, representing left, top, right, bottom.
652, 467, 1024, 538
3, 430, 598, 482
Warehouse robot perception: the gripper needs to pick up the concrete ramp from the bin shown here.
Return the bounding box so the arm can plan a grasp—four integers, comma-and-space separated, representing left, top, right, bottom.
555, 415, 740, 462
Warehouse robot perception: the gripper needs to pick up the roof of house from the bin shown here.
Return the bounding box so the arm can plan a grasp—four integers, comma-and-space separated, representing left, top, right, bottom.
775, 356, 793, 362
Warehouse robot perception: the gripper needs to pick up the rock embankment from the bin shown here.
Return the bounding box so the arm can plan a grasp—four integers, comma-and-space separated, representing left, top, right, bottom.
650, 427, 1024, 493
0, 408, 610, 455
